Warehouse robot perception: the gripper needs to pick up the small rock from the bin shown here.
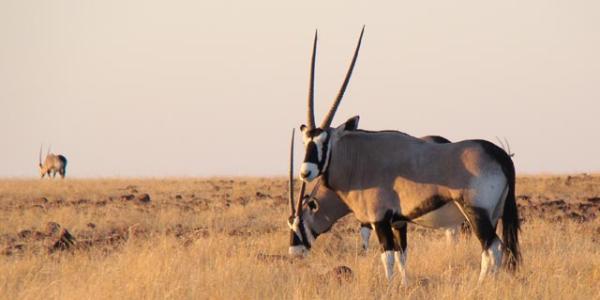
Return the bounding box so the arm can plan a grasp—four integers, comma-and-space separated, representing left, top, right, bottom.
18, 229, 33, 239
121, 194, 135, 201
45, 222, 62, 236
34, 197, 48, 204
137, 193, 151, 203
48, 228, 77, 253
325, 266, 354, 283
588, 197, 600, 205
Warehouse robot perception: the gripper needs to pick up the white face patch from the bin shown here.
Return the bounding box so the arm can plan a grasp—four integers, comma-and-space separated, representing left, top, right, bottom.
300, 162, 319, 181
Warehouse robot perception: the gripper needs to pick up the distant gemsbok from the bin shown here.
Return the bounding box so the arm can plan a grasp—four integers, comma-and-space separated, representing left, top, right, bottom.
287, 27, 520, 284
38, 145, 67, 179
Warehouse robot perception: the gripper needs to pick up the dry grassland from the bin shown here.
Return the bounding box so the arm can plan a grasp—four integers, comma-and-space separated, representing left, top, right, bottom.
1, 175, 599, 299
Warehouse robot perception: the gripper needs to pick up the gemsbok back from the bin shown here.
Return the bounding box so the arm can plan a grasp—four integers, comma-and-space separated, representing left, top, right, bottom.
287, 27, 521, 285
38, 145, 68, 179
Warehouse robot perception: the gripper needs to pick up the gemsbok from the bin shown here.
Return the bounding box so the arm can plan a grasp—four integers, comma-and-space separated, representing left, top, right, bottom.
287, 27, 520, 284
38, 145, 68, 179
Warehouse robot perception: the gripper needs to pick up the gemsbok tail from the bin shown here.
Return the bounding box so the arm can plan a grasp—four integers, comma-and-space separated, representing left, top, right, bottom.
501, 154, 521, 271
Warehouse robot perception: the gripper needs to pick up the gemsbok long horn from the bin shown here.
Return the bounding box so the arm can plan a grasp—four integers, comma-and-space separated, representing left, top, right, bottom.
306, 31, 318, 130
289, 129, 296, 215
320, 25, 365, 129
295, 180, 306, 218
289, 128, 307, 217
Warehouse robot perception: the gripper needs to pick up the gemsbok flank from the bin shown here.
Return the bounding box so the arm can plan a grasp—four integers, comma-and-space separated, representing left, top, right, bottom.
38, 145, 68, 179
287, 27, 521, 284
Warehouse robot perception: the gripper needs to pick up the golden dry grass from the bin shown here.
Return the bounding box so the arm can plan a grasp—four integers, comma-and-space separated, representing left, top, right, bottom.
0, 176, 599, 299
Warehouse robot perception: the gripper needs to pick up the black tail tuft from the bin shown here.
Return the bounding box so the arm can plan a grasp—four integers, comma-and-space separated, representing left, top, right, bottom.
502, 171, 521, 271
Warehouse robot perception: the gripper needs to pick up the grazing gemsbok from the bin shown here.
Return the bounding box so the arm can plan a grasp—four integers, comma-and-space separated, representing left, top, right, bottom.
287, 27, 520, 284
38, 145, 68, 179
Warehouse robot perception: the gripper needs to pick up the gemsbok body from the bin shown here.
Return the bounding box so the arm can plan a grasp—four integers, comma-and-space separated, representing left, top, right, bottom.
298, 135, 470, 250
287, 27, 521, 285
39, 146, 67, 179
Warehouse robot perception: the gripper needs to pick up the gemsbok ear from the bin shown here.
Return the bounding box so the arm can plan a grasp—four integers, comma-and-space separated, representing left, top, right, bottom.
307, 199, 319, 212
300, 124, 308, 133
343, 115, 360, 131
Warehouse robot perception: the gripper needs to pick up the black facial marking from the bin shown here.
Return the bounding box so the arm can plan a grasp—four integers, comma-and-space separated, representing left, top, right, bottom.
404, 195, 451, 220
360, 223, 373, 229
307, 199, 318, 210
289, 217, 312, 249
304, 142, 319, 164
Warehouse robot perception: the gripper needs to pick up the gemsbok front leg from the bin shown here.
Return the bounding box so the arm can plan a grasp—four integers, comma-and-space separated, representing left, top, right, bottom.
372, 219, 397, 281
392, 224, 408, 286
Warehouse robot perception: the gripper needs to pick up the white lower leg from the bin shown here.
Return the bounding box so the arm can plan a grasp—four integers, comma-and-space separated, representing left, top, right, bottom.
478, 237, 503, 283
381, 251, 395, 280
478, 251, 491, 283
394, 250, 408, 286
488, 238, 503, 275
360, 227, 371, 250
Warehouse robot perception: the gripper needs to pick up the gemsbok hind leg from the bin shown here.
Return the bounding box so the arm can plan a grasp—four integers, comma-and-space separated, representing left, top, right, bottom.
392, 223, 408, 286
372, 219, 397, 281
461, 205, 503, 283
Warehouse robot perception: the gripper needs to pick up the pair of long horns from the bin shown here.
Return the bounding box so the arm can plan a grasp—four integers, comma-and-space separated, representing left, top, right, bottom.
306, 26, 365, 130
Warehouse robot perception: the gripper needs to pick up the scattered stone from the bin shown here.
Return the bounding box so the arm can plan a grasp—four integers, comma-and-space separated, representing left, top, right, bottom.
2, 244, 25, 256
256, 191, 269, 199
541, 199, 566, 207
45, 222, 62, 236
48, 227, 77, 253
567, 212, 585, 223
588, 197, 600, 205
325, 265, 354, 283
256, 253, 290, 263
121, 194, 135, 201
18, 230, 33, 239
87, 223, 96, 229
34, 197, 48, 204
136, 193, 151, 203
175, 195, 183, 200
417, 278, 431, 287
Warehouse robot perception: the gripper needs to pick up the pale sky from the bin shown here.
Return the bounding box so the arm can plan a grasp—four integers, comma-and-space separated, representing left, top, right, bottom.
1, 0, 599, 177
